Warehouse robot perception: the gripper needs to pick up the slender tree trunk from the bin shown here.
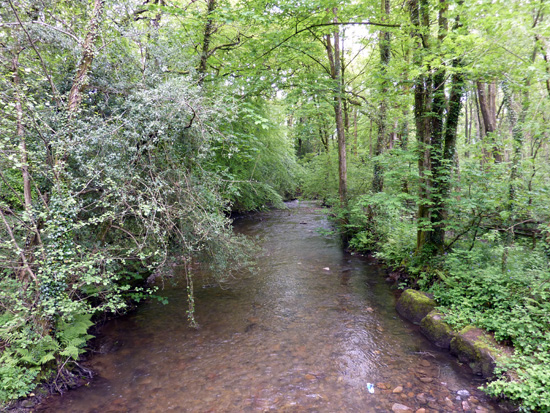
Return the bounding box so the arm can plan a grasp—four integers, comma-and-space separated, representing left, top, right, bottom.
464, 94, 472, 158
427, 0, 448, 250
334, 36, 347, 208
198, 0, 217, 84
67, 0, 104, 114
537, 35, 550, 96
412, 0, 464, 255
12, 54, 32, 210
5, 51, 41, 287
353, 108, 358, 156
441, 68, 465, 195
501, 82, 527, 271
410, 0, 432, 252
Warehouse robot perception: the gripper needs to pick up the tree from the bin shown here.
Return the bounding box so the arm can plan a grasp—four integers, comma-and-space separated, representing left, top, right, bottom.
325, 9, 348, 208
409, 0, 466, 255
372, 0, 391, 193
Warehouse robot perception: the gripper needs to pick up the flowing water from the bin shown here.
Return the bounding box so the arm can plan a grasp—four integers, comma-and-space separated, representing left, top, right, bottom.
41, 201, 499, 412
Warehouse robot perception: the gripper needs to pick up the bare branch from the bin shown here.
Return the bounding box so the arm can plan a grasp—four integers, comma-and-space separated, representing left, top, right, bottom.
0, 209, 38, 285
6, 0, 62, 105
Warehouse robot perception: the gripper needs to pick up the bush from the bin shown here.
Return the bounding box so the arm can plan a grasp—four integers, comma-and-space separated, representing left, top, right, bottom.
430, 241, 550, 410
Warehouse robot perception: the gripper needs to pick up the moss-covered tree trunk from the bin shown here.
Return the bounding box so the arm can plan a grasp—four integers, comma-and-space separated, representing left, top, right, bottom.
372, 0, 391, 193
412, 0, 465, 255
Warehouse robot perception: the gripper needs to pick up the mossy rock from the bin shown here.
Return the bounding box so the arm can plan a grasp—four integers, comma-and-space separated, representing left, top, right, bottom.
396, 289, 436, 325
420, 310, 455, 349
450, 326, 512, 378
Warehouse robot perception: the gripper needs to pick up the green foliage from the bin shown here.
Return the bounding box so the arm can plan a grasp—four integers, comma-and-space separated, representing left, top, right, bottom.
57, 314, 94, 360
212, 99, 301, 212
429, 242, 550, 410
485, 342, 550, 412
0, 169, 25, 210
300, 148, 379, 203
1, 0, 549, 410
0, 0, 288, 403
347, 191, 417, 259
0, 309, 54, 402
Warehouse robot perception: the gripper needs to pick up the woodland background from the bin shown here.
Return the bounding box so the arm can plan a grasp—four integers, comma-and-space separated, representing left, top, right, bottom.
1, 0, 549, 410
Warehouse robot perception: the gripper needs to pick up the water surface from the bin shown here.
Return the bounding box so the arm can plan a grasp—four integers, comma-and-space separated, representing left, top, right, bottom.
42, 201, 497, 412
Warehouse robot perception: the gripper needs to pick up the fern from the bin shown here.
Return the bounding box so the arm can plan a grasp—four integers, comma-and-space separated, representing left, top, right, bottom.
56, 313, 94, 361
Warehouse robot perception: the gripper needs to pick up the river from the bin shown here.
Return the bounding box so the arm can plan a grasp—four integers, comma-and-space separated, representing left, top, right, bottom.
41, 201, 498, 412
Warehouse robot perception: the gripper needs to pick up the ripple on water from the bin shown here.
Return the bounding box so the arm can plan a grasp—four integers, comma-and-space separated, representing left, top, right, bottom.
41, 201, 502, 412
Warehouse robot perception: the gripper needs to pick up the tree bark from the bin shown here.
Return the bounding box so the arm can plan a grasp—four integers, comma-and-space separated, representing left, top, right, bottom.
198, 0, 217, 84
12, 54, 32, 210
411, 0, 465, 255
410, 0, 432, 252
476, 81, 502, 162
372, 0, 391, 193
67, 0, 104, 114
426, 0, 449, 250
325, 11, 347, 208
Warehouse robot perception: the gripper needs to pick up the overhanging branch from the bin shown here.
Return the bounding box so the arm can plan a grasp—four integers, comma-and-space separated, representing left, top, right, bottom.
254, 20, 400, 63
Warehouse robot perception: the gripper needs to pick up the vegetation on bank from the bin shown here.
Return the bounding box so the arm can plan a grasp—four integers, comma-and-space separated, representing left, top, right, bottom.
1, 0, 549, 411
0, 0, 298, 404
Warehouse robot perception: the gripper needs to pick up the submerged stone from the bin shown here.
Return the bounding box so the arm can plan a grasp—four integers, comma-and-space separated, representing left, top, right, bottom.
396, 289, 436, 324
392, 403, 412, 412
420, 310, 455, 349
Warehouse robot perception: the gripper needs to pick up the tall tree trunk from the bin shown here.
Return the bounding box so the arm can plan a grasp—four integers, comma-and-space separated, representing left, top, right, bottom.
439, 66, 465, 205
412, 0, 465, 255
410, 0, 432, 253
501, 82, 527, 271
325, 11, 347, 208
464, 95, 470, 158
353, 108, 358, 156
537, 35, 550, 96
372, 0, 391, 193
427, 0, 449, 251
4, 51, 39, 287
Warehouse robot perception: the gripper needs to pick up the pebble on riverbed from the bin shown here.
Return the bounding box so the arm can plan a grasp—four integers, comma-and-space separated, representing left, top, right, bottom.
392, 403, 413, 412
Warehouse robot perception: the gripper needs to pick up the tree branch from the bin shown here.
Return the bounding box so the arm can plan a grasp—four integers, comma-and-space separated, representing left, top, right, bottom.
0, 209, 38, 285
6, 0, 61, 105
254, 20, 400, 63
281, 45, 331, 75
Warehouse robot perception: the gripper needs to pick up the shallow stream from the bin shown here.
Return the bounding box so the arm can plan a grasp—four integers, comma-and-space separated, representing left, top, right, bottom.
42, 201, 498, 412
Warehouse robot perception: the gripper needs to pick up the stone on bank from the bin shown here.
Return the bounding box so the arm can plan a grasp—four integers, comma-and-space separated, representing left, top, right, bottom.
395, 289, 436, 324
420, 310, 455, 349
395, 290, 513, 379
450, 326, 512, 378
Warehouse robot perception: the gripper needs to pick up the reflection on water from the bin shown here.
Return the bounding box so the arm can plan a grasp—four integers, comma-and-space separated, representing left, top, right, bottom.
41, 201, 498, 412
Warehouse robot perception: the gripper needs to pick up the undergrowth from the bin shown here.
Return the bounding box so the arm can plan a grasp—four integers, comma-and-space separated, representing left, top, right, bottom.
321, 186, 550, 412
